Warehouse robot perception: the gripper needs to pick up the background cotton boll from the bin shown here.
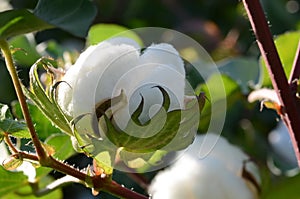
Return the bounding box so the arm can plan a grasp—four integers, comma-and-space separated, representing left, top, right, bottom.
149, 134, 260, 199
190, 134, 260, 181
268, 121, 298, 168
150, 156, 256, 199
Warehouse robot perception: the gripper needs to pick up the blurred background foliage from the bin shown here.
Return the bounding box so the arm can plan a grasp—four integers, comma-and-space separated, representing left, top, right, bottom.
1, 0, 300, 198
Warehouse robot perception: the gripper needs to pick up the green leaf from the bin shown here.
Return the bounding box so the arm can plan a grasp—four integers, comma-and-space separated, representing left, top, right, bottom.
87, 23, 143, 45
0, 0, 96, 39
0, 103, 30, 139
0, 166, 28, 197
263, 174, 300, 199
33, 0, 97, 38
218, 57, 262, 94
0, 9, 53, 40
261, 31, 300, 87
196, 74, 242, 133
4, 175, 63, 199
45, 134, 75, 160
12, 102, 61, 140
33, 134, 75, 179
9, 34, 41, 67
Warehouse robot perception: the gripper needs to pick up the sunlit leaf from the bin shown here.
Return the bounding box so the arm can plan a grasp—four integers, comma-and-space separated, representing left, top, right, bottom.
196, 74, 242, 133
263, 173, 300, 199
9, 34, 41, 67
4, 175, 63, 199
87, 24, 143, 46
33, 134, 76, 178
45, 134, 75, 160
261, 31, 300, 87
0, 9, 53, 40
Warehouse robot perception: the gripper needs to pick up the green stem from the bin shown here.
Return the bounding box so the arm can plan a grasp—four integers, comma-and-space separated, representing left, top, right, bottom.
0, 39, 48, 161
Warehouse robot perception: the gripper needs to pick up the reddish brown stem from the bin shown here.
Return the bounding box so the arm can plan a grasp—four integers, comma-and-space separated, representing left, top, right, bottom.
4, 133, 39, 161
289, 40, 300, 91
115, 161, 150, 189
18, 152, 39, 161
104, 180, 149, 199
4, 133, 19, 154
242, 0, 300, 166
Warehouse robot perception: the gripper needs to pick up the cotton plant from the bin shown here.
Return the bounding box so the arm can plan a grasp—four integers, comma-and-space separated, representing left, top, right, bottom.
0, 31, 202, 197
2, 0, 300, 198
0, 33, 260, 198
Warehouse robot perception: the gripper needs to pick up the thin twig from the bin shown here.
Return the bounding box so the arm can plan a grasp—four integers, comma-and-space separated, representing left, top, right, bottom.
3, 133, 39, 161
4, 133, 19, 154
103, 180, 149, 199
0, 40, 48, 161
114, 161, 150, 189
242, 0, 300, 166
289, 40, 300, 91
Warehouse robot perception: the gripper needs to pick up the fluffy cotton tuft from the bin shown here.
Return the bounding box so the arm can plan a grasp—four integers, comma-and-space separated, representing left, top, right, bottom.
149, 134, 260, 199
57, 37, 186, 134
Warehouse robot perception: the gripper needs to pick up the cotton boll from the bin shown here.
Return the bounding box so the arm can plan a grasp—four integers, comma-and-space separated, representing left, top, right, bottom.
149, 134, 260, 199
0, 142, 9, 161
189, 134, 260, 182
268, 121, 298, 168
57, 37, 186, 134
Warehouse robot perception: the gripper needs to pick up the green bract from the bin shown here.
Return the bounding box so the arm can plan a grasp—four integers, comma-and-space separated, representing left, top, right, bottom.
23, 58, 73, 136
